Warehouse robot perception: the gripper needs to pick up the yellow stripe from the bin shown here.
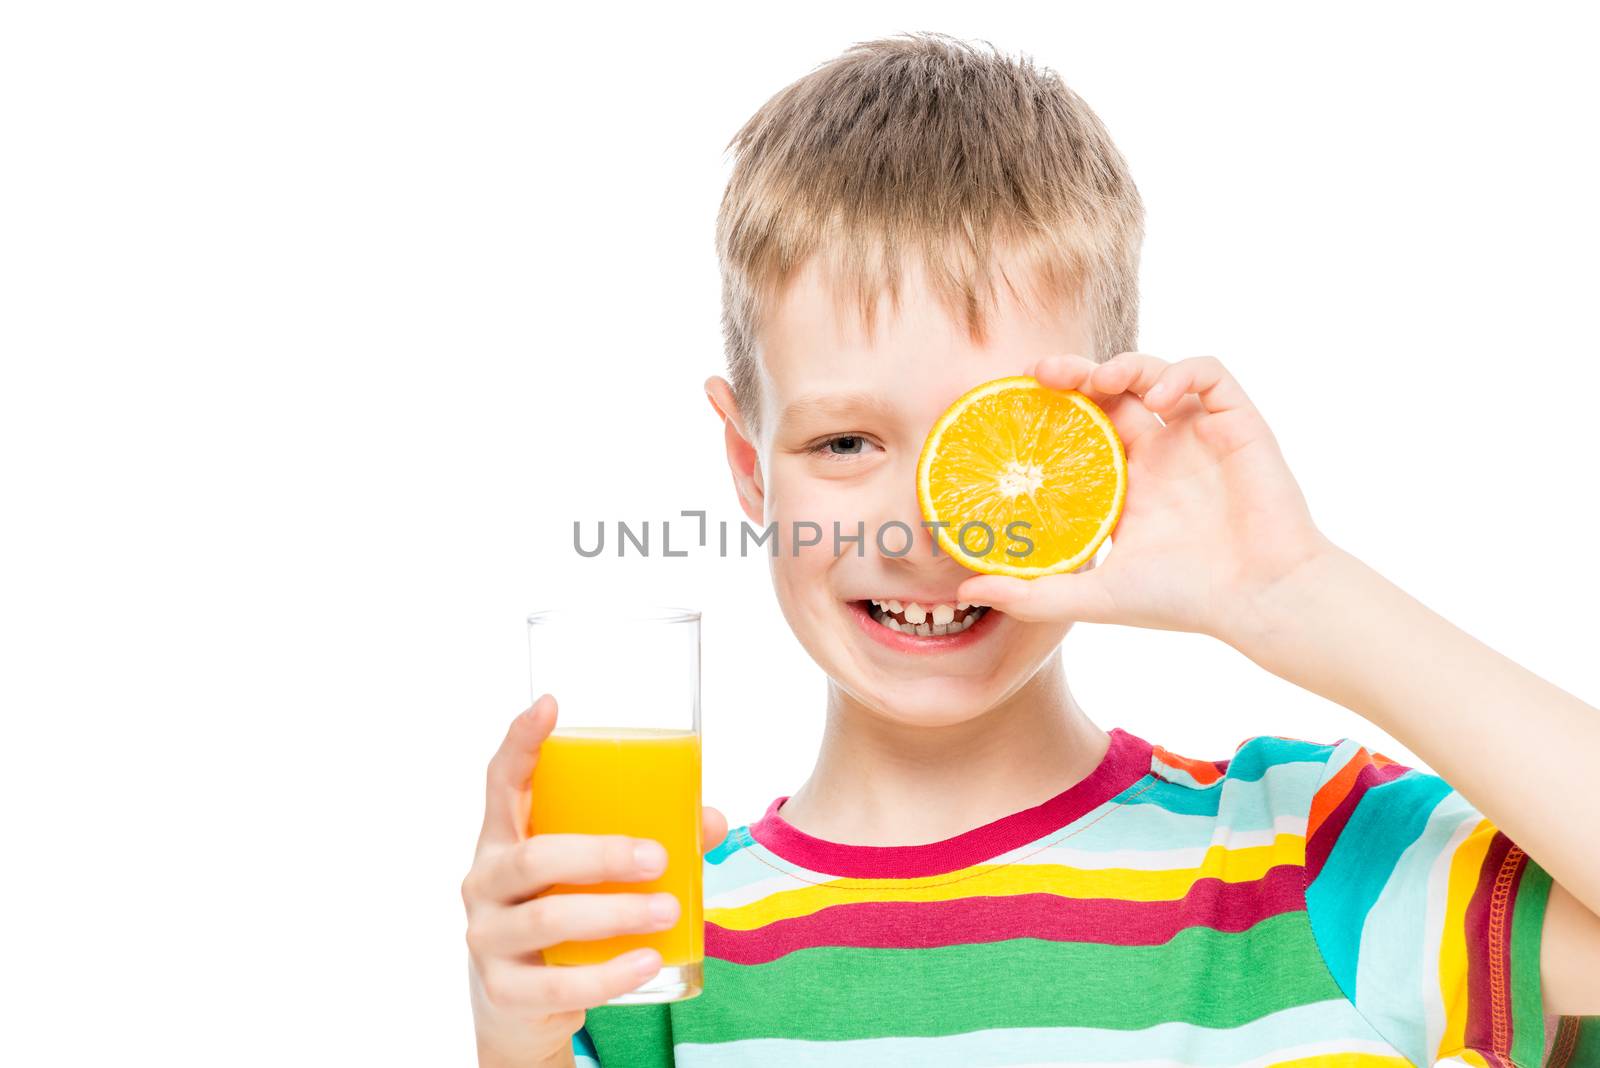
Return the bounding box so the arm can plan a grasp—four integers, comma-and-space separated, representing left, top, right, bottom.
1271, 1055, 1412, 1067
1436, 818, 1496, 1059
711, 834, 1306, 931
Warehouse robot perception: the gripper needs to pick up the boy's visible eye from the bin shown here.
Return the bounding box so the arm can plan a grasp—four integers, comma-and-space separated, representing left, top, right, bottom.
807, 434, 880, 459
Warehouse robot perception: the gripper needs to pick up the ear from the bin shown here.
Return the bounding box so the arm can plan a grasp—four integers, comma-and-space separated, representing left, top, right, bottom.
704, 376, 765, 525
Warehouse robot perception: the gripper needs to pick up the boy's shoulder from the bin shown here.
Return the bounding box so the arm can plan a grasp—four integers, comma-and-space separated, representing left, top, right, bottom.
1146, 731, 1348, 790
1150, 730, 1437, 791
1144, 730, 1436, 821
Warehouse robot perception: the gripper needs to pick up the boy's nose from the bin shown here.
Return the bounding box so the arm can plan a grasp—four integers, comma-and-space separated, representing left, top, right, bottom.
872, 490, 970, 575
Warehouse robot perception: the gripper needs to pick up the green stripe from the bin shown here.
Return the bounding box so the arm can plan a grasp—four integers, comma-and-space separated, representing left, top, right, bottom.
582, 1003, 672, 1068
668, 912, 1339, 1043
1508, 855, 1552, 1068
1568, 1015, 1600, 1066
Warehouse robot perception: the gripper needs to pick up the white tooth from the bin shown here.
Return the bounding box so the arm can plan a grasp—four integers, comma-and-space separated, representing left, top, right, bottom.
951, 616, 970, 633
956, 601, 970, 611
887, 599, 903, 613
931, 623, 950, 636
886, 619, 905, 633
904, 602, 926, 624
931, 603, 954, 626
870, 598, 883, 609
914, 622, 932, 637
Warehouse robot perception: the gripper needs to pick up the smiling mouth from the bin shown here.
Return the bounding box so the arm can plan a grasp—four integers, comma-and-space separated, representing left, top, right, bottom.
851, 597, 993, 637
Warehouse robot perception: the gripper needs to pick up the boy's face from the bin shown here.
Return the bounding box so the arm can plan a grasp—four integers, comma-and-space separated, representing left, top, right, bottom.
707, 253, 1097, 728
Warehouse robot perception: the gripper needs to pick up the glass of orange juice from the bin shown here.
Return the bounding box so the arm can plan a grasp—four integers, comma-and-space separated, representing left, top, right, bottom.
525, 605, 703, 1004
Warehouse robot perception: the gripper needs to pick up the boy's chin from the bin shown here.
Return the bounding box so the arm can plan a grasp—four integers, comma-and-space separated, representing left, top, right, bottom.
832, 662, 1012, 727
851, 686, 997, 729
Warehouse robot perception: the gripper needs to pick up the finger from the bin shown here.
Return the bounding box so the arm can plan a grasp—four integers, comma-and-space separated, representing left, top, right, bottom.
480, 695, 558, 848
1086, 352, 1190, 440
1030, 353, 1147, 414
1141, 355, 1254, 417
477, 890, 682, 957
1028, 353, 1114, 402
955, 566, 1119, 626
476, 833, 671, 904
1087, 351, 1173, 398
701, 806, 729, 855
1031, 354, 1162, 448
477, 947, 664, 1015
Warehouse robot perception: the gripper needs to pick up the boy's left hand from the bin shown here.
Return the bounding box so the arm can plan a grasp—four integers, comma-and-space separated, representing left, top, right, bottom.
955, 352, 1340, 648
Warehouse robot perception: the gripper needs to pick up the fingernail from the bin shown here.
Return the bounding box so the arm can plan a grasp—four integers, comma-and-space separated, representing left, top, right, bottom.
623, 948, 660, 974
649, 894, 679, 925
633, 840, 667, 874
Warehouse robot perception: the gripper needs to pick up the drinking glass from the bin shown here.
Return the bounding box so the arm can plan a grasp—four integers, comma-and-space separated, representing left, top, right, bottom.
525, 606, 703, 1004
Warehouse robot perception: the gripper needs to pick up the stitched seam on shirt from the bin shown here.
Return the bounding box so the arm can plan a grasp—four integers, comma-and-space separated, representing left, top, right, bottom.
1306, 770, 1529, 1068
1548, 1013, 1580, 1068
1487, 842, 1525, 1061
746, 775, 1161, 891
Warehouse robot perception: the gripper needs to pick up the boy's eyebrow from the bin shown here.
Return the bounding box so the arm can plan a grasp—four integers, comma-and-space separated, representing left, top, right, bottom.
778, 391, 897, 427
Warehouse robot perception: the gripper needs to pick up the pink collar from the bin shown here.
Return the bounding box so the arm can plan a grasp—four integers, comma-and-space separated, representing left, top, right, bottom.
748, 726, 1154, 879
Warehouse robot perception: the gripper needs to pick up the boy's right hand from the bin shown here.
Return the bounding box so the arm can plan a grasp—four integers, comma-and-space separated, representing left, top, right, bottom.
463, 694, 728, 1068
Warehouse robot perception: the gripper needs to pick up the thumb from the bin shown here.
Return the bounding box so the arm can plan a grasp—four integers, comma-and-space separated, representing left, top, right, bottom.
701, 805, 730, 855
478, 693, 558, 847
956, 568, 1114, 625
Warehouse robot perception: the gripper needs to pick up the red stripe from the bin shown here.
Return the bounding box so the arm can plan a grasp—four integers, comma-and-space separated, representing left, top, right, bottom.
1306, 745, 1366, 841
706, 864, 1307, 965
1151, 744, 1225, 785
1304, 757, 1411, 881
1460, 832, 1526, 1063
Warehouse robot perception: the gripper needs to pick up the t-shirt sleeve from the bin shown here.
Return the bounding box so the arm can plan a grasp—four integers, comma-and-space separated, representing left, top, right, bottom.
1300, 736, 1583, 1067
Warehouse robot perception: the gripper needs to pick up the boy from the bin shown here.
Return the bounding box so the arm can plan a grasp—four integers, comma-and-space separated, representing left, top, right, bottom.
463, 32, 1600, 1067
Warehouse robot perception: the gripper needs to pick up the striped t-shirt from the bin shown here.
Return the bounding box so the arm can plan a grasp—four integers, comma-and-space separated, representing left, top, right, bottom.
574, 727, 1598, 1066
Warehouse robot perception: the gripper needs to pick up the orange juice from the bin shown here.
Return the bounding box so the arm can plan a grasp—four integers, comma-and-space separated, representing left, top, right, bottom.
526, 727, 702, 967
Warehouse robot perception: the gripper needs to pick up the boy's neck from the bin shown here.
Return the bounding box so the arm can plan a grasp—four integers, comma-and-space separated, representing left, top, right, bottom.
777, 651, 1110, 848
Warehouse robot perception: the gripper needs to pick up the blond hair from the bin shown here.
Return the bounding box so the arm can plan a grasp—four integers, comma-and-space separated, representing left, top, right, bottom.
715, 31, 1144, 436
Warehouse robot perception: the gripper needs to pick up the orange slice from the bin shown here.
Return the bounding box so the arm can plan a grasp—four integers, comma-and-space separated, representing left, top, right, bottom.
916, 375, 1127, 578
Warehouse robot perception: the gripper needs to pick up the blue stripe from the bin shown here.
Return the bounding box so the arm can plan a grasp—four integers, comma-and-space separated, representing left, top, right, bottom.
706, 825, 753, 865
573, 1025, 600, 1064
1305, 767, 1453, 991
1224, 736, 1340, 782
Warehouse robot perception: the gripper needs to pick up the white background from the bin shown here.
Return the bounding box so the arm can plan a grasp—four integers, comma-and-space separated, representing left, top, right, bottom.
3, 2, 1597, 1063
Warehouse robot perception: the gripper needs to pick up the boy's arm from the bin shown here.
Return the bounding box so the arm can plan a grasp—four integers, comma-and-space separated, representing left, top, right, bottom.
1232, 544, 1600, 1014
950, 351, 1600, 1013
